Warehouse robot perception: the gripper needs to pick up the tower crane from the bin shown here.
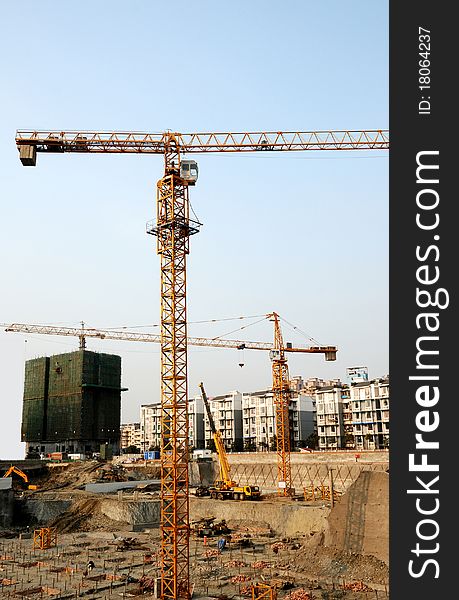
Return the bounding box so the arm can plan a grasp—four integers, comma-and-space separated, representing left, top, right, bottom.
4, 317, 333, 497
15, 128, 388, 600
2, 320, 337, 358
268, 312, 294, 496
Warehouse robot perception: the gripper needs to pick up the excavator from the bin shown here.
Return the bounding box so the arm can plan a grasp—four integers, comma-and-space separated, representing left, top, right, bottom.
2, 465, 38, 490
196, 382, 261, 501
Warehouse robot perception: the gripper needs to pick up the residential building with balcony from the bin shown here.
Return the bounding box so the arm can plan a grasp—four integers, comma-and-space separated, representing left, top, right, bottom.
204, 391, 243, 451
140, 396, 205, 452
315, 383, 347, 449
350, 376, 389, 450
242, 389, 316, 450
120, 422, 141, 451
314, 374, 390, 450
140, 403, 161, 451
242, 390, 275, 450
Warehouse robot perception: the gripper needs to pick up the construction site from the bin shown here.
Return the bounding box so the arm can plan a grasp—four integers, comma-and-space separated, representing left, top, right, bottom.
0, 102, 389, 600
1, 448, 389, 600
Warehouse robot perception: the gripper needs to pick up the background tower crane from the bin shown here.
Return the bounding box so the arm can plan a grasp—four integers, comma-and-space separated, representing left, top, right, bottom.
3, 317, 335, 498
2, 319, 337, 358
15, 128, 388, 600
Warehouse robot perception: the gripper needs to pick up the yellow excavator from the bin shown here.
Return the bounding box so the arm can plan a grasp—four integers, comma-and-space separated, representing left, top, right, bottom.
2, 465, 38, 490
197, 382, 261, 501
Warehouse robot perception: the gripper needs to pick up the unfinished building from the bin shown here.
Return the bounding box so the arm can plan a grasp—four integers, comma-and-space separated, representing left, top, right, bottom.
21, 350, 124, 457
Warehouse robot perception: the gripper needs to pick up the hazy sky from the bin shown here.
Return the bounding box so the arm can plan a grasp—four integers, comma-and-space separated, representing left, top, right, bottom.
0, 1, 388, 459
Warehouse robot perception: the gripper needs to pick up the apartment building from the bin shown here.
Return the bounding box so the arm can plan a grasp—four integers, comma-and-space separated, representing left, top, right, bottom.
189, 394, 205, 449
140, 403, 161, 451
133, 372, 390, 453
315, 384, 347, 449
120, 422, 142, 451
204, 391, 243, 451
350, 376, 389, 450
139, 396, 205, 452
242, 389, 316, 450
315, 374, 390, 450
291, 375, 341, 395
291, 393, 316, 445
242, 390, 275, 450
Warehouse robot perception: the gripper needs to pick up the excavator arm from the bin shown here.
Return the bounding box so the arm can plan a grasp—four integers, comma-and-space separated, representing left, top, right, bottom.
2, 465, 38, 490
3, 465, 29, 482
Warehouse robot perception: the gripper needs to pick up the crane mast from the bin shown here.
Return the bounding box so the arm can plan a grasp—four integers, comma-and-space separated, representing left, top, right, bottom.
268, 313, 294, 496
15, 127, 387, 600
148, 141, 195, 600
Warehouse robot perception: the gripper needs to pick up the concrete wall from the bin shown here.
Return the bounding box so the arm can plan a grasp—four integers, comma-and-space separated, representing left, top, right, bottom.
189, 460, 218, 487
100, 498, 160, 526
15, 495, 160, 529
189, 497, 329, 537
16, 498, 73, 526
0, 489, 14, 528
324, 470, 389, 563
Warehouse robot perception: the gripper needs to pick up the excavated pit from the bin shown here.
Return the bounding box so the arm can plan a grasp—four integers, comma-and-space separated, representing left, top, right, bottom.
0, 455, 389, 598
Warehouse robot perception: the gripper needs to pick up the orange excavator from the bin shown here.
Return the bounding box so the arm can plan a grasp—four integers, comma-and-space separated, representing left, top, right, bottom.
2, 465, 38, 490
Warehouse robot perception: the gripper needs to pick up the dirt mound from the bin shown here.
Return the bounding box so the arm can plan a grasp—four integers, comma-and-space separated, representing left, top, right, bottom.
47, 498, 128, 533
33, 461, 134, 492
288, 545, 389, 586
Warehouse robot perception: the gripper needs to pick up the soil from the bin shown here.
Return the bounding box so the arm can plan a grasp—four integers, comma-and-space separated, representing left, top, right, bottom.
5, 460, 389, 598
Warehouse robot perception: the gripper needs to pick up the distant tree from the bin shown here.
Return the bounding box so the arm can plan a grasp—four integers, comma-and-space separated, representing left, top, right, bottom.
343, 433, 355, 449
25, 451, 40, 459
305, 432, 319, 450
148, 445, 160, 452
244, 440, 256, 452
124, 445, 141, 454
269, 435, 277, 451
206, 439, 216, 452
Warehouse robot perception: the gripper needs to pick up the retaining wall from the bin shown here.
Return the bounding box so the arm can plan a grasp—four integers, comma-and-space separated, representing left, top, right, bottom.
324, 470, 389, 563
189, 497, 329, 537
0, 489, 14, 528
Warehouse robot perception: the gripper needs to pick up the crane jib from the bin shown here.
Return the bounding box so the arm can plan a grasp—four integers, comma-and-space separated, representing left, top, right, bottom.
15, 129, 389, 165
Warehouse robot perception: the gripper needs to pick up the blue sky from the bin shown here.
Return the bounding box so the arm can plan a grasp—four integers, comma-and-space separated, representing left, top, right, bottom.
0, 1, 388, 458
